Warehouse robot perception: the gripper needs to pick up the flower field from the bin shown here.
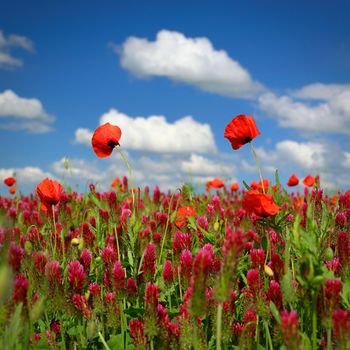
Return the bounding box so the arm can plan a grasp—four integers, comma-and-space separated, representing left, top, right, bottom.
1, 116, 350, 349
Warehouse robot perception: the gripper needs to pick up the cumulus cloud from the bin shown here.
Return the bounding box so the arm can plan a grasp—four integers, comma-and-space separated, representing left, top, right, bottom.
290, 83, 350, 100
181, 153, 233, 176
47, 151, 237, 193
274, 141, 326, 170
51, 158, 104, 182
74, 128, 92, 145
258, 83, 350, 134
343, 152, 350, 169
75, 108, 216, 154
0, 30, 34, 69
0, 90, 54, 133
0, 166, 53, 191
240, 139, 350, 190
254, 140, 327, 173
118, 30, 263, 99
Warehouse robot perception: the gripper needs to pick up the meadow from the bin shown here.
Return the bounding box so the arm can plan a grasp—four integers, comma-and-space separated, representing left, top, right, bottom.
0, 115, 349, 349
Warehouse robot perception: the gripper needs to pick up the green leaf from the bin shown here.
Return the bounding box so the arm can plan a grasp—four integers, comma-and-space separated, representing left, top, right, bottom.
269, 301, 281, 325
242, 180, 250, 191
300, 332, 312, 350
88, 193, 102, 208
67, 326, 79, 336
2, 303, 23, 349
123, 307, 145, 317
341, 281, 350, 309
275, 169, 280, 188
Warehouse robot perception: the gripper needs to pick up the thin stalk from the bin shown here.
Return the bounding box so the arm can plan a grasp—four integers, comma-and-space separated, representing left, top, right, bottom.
52, 205, 57, 259
157, 190, 177, 267
263, 320, 273, 350
115, 146, 135, 209
326, 327, 331, 350
216, 302, 223, 350
168, 293, 172, 310
98, 331, 111, 350
249, 142, 265, 193
114, 226, 121, 262
137, 250, 145, 275
312, 291, 318, 350
120, 301, 125, 350
150, 338, 154, 350
178, 266, 183, 301
255, 315, 260, 347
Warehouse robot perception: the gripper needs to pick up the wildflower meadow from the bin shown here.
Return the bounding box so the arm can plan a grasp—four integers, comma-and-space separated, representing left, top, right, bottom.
1, 114, 350, 350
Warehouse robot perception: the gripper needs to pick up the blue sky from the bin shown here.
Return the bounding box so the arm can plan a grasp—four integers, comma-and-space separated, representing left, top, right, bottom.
1, 0, 350, 194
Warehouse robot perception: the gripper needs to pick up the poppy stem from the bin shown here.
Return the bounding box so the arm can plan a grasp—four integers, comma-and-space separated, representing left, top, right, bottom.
52, 204, 57, 259
114, 146, 135, 210
216, 302, 223, 350
249, 142, 265, 193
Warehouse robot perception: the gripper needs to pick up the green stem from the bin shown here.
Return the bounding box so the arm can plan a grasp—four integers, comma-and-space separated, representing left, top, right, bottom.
255, 315, 260, 347
263, 320, 273, 350
312, 291, 318, 350
52, 205, 57, 259
216, 302, 223, 350
249, 142, 265, 193
326, 327, 331, 350
120, 301, 125, 350
178, 266, 183, 301
115, 146, 135, 210
157, 191, 177, 267
114, 226, 121, 262
150, 338, 154, 350
98, 331, 111, 350
168, 293, 172, 310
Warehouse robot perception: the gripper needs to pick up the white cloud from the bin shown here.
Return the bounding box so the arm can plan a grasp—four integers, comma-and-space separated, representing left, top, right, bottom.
275, 140, 326, 170
0, 30, 34, 69
241, 139, 350, 190
181, 153, 233, 176
118, 30, 263, 99
343, 152, 350, 169
0, 90, 54, 133
51, 158, 104, 182
47, 152, 236, 193
258, 83, 350, 134
290, 83, 350, 100
254, 140, 326, 172
0, 166, 53, 189
74, 128, 92, 144
75, 108, 217, 154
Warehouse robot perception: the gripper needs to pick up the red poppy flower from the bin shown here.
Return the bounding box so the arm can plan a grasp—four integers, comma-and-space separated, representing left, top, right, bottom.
9, 187, 16, 195
36, 178, 63, 210
230, 182, 239, 192
250, 180, 259, 190
91, 123, 122, 158
302, 175, 315, 187
206, 178, 225, 192
287, 174, 299, 187
175, 206, 197, 228
224, 114, 260, 150
345, 189, 350, 207
4, 177, 16, 187
258, 178, 269, 192
242, 190, 280, 217
111, 177, 125, 192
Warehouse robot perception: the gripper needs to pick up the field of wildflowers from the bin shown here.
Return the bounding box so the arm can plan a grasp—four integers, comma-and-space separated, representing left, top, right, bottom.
1, 115, 350, 349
